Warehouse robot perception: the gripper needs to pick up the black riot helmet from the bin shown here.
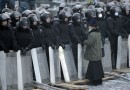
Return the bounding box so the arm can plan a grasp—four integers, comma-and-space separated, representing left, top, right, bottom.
28, 14, 39, 26
0, 13, 11, 25
59, 10, 70, 22
96, 8, 104, 18
95, 2, 101, 8
62, 7, 72, 22
40, 12, 51, 23
32, 10, 40, 21
72, 13, 81, 23
22, 10, 32, 17
72, 6, 78, 13
0, 13, 10, 26
10, 11, 21, 22
110, 6, 121, 17
32, 10, 40, 16
59, 3, 66, 11
72, 4, 82, 13
28, 14, 39, 22
121, 3, 130, 16
110, 6, 116, 16
2, 8, 11, 13
85, 9, 93, 19
0, 14, 8, 22
106, 2, 116, 13
19, 17, 30, 29
95, 2, 106, 8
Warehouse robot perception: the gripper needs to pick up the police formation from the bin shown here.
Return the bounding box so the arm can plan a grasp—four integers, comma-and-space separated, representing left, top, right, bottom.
0, 0, 130, 89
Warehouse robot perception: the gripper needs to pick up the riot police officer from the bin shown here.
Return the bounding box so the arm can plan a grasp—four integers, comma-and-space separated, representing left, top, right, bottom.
14, 17, 34, 55
28, 14, 45, 49
10, 11, 22, 27
40, 12, 56, 61
106, 6, 126, 68
0, 13, 17, 53
53, 10, 79, 49
71, 13, 87, 69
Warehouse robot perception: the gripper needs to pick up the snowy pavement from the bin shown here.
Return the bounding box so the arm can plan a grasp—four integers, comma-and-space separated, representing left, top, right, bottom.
84, 78, 130, 90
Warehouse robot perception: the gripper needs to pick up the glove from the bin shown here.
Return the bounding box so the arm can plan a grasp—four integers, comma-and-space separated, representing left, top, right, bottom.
14, 48, 18, 52
48, 43, 55, 49
4, 48, 10, 53
21, 48, 27, 56
13, 46, 20, 52
77, 39, 82, 44
80, 42, 84, 47
1, 45, 9, 53
42, 44, 45, 50
78, 40, 84, 46
56, 44, 60, 49
51, 44, 55, 49
69, 42, 72, 46
61, 43, 66, 49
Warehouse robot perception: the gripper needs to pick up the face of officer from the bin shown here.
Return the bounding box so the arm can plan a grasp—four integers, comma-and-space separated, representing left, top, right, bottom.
20, 17, 30, 29
65, 17, 68, 22
33, 21, 38, 26
21, 22, 29, 29
2, 20, 8, 26
76, 15, 81, 22
46, 17, 51, 23
15, 17, 20, 21
126, 10, 130, 15
22, 25, 28, 29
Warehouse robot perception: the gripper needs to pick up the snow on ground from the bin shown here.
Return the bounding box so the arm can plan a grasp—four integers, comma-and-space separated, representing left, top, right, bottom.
84, 78, 130, 90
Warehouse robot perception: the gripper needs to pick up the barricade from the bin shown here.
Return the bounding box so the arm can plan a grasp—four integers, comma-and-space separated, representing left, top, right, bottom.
102, 38, 112, 72
49, 46, 61, 84
116, 36, 128, 69
59, 45, 78, 82
31, 47, 50, 83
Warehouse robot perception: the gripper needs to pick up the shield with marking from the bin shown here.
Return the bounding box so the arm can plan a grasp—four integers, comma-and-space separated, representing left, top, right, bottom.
31, 47, 50, 83
49, 46, 61, 84
17, 50, 33, 90
116, 36, 128, 69
59, 45, 78, 82
102, 38, 112, 72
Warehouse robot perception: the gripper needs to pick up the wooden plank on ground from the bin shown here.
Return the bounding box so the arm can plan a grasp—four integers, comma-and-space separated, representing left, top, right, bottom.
52, 83, 88, 90
51, 75, 115, 90
103, 76, 115, 80
69, 80, 88, 85
71, 75, 116, 85
33, 81, 65, 90
51, 75, 116, 89
114, 68, 130, 73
